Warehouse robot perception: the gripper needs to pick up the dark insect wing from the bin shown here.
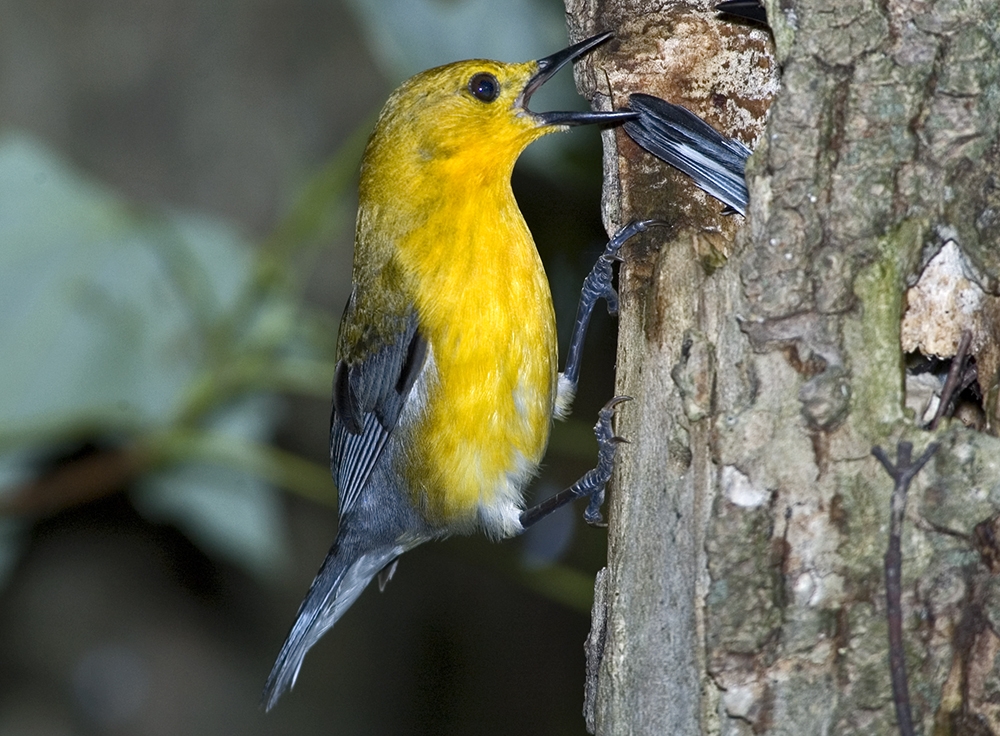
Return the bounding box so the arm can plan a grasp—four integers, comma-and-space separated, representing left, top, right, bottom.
624, 93, 751, 216
330, 313, 427, 520
716, 0, 768, 25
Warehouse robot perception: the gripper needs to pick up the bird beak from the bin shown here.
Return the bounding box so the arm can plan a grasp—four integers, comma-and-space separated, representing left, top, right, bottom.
521, 32, 638, 127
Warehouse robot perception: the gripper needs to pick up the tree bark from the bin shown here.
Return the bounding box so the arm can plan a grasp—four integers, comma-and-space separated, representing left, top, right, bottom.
568, 0, 1000, 733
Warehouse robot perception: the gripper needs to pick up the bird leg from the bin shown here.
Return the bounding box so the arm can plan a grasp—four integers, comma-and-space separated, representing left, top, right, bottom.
520, 221, 660, 530
560, 219, 659, 392
519, 396, 631, 529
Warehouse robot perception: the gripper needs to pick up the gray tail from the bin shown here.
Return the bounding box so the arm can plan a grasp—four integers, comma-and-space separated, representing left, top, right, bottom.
261, 537, 401, 711
623, 93, 752, 216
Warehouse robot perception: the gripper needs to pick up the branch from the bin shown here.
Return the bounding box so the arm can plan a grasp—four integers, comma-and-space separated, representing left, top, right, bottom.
872, 440, 940, 736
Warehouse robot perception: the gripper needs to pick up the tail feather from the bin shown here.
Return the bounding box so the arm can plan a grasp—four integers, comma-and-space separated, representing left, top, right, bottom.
261, 539, 402, 711
623, 93, 752, 216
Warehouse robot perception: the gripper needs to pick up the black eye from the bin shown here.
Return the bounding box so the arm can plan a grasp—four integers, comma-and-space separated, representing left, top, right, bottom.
468, 72, 500, 103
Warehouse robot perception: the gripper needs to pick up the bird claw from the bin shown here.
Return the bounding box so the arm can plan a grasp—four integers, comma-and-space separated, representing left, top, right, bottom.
583, 487, 608, 526
594, 221, 667, 317
578, 396, 633, 526
594, 259, 619, 307
600, 395, 633, 415
605, 290, 620, 317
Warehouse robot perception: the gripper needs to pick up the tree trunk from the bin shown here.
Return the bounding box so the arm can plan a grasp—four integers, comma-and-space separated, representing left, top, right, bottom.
567, 0, 1000, 733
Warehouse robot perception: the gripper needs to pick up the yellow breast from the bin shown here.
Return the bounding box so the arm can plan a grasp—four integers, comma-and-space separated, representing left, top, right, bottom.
398, 192, 557, 536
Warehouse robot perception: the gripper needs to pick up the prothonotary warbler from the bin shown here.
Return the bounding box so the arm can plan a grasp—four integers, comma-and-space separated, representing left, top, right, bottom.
262, 32, 645, 710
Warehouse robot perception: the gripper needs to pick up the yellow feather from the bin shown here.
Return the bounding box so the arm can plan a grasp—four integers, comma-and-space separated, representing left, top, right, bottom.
349, 59, 561, 532
403, 187, 556, 531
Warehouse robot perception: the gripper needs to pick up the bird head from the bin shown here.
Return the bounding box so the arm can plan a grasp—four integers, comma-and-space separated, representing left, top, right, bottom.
360, 33, 635, 186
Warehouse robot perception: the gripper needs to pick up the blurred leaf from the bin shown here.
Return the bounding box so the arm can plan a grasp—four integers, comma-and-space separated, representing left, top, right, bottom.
0, 133, 252, 430
133, 398, 291, 578
154, 429, 335, 508
135, 467, 289, 578
0, 132, 344, 579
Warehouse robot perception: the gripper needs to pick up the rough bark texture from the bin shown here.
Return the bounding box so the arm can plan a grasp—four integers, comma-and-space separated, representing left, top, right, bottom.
567, 0, 1000, 734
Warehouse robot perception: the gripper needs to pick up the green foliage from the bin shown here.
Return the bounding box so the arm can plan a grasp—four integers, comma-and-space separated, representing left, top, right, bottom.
0, 131, 359, 579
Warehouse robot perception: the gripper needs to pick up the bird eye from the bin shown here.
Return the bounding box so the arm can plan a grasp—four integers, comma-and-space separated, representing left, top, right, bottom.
468, 73, 500, 103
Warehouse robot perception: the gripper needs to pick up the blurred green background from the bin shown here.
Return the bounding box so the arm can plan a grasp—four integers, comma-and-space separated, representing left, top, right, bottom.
0, 0, 621, 733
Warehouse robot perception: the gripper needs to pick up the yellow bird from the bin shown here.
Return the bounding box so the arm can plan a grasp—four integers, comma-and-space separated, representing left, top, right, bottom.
263, 32, 641, 710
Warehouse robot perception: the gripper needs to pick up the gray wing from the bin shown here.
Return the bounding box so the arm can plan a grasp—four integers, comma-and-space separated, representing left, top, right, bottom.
623, 93, 751, 216
261, 313, 428, 711
330, 310, 427, 520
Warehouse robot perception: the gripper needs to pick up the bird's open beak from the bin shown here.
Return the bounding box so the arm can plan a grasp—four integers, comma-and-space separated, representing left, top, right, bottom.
521, 32, 638, 127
